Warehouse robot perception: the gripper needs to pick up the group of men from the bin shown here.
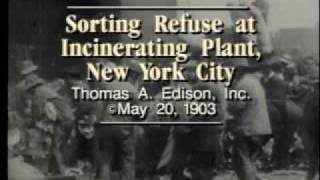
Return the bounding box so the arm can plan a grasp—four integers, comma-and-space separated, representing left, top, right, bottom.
8, 59, 139, 180
8, 53, 319, 180
8, 1, 319, 180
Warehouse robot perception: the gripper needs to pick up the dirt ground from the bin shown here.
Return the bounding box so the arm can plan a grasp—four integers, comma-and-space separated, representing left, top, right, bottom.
9, 157, 318, 180
214, 170, 318, 180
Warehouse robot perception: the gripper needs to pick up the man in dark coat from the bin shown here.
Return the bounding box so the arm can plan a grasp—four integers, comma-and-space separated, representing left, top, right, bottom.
154, 63, 231, 180
302, 76, 319, 180
182, 81, 228, 180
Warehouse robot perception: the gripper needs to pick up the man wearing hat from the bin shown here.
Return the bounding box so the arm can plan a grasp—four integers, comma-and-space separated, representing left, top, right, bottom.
22, 73, 75, 175
16, 60, 41, 91
14, 60, 42, 117
226, 59, 272, 180
19, 60, 39, 76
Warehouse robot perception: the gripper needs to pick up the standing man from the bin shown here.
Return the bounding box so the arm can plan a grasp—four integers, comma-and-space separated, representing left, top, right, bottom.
227, 60, 272, 180
263, 55, 292, 168
302, 72, 319, 180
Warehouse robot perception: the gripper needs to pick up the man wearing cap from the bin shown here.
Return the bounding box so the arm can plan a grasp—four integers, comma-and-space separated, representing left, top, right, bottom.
263, 54, 294, 168
227, 60, 272, 180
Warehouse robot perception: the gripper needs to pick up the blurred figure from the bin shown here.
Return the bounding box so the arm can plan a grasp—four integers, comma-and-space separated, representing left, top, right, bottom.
94, 81, 137, 180
150, 81, 193, 180
185, 82, 227, 180
16, 60, 39, 86
263, 54, 292, 169
14, 60, 41, 125
21, 74, 74, 175
59, 65, 90, 112
302, 64, 319, 180
227, 60, 272, 180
